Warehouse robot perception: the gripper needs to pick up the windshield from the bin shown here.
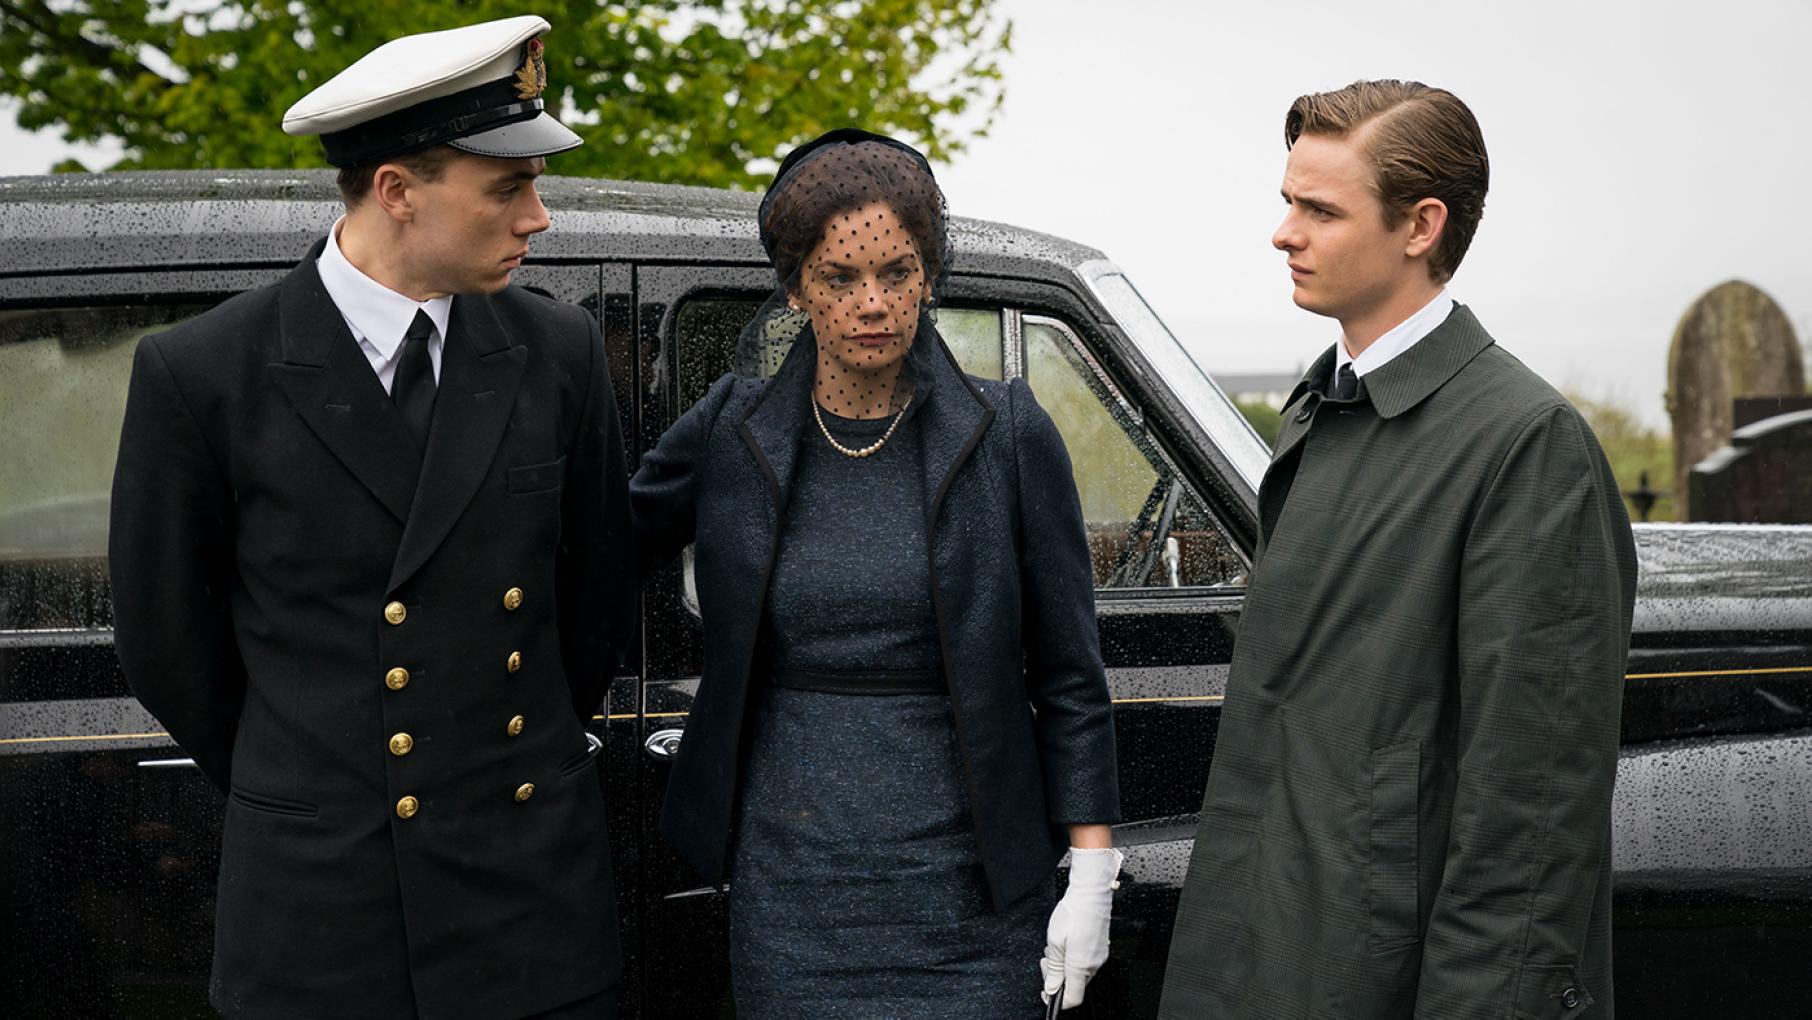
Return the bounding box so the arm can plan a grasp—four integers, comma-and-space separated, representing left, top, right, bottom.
1080, 262, 1270, 493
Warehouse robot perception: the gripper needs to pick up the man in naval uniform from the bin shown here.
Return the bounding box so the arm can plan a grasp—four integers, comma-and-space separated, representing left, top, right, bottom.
109, 16, 633, 1018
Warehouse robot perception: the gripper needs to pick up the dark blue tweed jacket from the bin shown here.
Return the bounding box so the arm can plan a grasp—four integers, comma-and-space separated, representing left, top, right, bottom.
631, 329, 1121, 909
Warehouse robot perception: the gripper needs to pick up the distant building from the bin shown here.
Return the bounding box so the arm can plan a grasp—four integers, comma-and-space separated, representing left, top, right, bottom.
1214, 370, 1303, 410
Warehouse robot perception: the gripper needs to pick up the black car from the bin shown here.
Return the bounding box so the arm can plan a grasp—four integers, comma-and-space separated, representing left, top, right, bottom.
1, 171, 1807, 1019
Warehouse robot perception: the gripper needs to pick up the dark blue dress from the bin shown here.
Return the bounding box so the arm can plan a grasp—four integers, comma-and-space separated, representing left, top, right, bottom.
728, 403, 1052, 1018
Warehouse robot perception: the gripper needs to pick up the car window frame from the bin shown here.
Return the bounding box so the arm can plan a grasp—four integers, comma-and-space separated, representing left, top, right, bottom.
1019, 311, 1249, 595
655, 270, 1253, 604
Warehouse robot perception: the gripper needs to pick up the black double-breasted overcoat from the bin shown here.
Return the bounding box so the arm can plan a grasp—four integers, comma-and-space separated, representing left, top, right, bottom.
629, 330, 1121, 910
109, 241, 635, 1019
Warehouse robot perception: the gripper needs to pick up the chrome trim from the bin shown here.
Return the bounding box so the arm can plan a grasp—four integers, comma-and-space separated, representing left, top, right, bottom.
1076, 259, 1269, 493
0, 628, 115, 648
1002, 307, 1025, 381
1022, 311, 1251, 580
1094, 593, 1243, 615
679, 544, 701, 620
644, 728, 684, 760
136, 757, 197, 769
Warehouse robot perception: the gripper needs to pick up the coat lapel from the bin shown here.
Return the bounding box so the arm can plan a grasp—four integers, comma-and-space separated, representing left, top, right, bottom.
1252, 345, 1338, 554
268, 244, 422, 524
387, 293, 527, 592
913, 334, 993, 531
735, 335, 814, 521
1253, 306, 1497, 552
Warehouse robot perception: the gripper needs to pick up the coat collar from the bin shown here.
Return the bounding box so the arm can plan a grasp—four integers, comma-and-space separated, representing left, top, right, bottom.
1362, 303, 1494, 418
910, 329, 994, 530
1281, 303, 1495, 421
736, 331, 815, 512
735, 319, 992, 525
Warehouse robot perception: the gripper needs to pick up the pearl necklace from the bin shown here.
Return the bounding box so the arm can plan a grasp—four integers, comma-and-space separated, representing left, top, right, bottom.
813, 394, 913, 459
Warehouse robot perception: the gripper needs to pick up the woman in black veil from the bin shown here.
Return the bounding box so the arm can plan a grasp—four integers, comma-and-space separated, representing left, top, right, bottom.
631, 129, 1122, 1015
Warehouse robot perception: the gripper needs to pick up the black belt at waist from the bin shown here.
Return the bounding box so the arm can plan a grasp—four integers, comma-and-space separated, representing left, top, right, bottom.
769, 668, 946, 696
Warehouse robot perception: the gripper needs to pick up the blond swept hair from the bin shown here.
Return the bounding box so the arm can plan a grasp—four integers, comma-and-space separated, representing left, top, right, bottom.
1286, 80, 1488, 283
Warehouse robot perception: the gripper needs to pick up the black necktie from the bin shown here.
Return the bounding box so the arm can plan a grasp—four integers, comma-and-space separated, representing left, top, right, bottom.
393, 310, 438, 453
1331, 363, 1358, 401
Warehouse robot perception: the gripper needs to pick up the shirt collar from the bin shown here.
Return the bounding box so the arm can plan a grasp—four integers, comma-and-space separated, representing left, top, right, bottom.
316, 217, 453, 360
1285, 300, 1495, 419
1335, 287, 1454, 379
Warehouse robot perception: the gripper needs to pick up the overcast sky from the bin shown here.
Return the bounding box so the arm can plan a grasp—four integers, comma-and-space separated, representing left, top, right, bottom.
4, 0, 1808, 426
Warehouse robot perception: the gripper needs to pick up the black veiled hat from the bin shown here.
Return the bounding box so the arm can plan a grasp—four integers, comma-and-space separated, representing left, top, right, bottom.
756, 128, 938, 261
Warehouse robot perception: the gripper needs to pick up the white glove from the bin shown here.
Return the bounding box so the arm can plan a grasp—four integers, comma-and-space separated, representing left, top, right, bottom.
1040, 846, 1124, 1011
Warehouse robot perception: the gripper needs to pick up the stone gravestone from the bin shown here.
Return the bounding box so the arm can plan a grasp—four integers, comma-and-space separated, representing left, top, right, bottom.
1665, 280, 1805, 518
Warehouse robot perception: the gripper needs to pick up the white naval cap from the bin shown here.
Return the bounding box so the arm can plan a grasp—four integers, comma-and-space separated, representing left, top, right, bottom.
282, 15, 581, 168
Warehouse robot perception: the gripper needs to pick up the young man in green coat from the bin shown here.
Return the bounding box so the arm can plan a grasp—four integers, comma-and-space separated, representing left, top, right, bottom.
1159, 81, 1637, 1018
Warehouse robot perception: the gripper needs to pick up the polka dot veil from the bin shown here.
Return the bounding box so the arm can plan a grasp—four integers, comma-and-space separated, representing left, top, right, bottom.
735, 129, 954, 420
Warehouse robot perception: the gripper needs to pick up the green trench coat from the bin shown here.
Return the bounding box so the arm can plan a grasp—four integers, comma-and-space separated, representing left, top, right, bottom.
1159, 305, 1637, 1019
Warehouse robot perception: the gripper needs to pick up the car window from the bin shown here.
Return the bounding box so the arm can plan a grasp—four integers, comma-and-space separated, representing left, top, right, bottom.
674, 298, 758, 411
929, 306, 1004, 380
670, 294, 1242, 595
1024, 316, 1244, 589
676, 298, 1003, 411
0, 305, 210, 701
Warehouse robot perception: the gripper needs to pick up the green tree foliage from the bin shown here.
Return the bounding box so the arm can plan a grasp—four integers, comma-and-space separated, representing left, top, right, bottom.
0, 0, 1008, 184
1567, 392, 1676, 523
1235, 398, 1282, 449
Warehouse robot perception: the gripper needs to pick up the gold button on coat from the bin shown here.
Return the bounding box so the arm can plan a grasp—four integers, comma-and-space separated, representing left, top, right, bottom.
384, 601, 407, 625
514, 783, 535, 802
503, 587, 524, 611
389, 732, 414, 756
507, 651, 522, 673
396, 795, 419, 819
506, 715, 525, 738
385, 667, 410, 691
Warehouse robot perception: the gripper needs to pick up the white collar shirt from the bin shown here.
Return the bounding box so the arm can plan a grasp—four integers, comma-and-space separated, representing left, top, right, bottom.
1334, 287, 1455, 387
315, 217, 452, 395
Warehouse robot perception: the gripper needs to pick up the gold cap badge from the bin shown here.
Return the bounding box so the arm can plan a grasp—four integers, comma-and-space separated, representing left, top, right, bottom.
514, 37, 547, 100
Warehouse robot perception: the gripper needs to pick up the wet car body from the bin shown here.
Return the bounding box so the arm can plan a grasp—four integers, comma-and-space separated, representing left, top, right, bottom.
1, 171, 1807, 1018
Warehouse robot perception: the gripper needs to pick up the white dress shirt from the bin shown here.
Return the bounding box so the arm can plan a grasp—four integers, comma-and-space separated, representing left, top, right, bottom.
315, 217, 451, 395
1334, 288, 1455, 384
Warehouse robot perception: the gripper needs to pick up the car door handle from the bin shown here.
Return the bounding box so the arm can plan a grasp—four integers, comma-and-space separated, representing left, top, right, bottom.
137, 757, 198, 769
644, 728, 683, 760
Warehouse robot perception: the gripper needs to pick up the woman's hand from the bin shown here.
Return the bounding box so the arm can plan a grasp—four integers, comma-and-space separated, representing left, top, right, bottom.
1040, 845, 1124, 1010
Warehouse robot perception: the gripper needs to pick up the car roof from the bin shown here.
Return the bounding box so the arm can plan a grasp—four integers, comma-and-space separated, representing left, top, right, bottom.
1633, 523, 1812, 633
0, 169, 1107, 279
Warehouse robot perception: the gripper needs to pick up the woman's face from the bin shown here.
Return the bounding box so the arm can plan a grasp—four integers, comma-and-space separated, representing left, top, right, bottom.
793, 200, 926, 382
